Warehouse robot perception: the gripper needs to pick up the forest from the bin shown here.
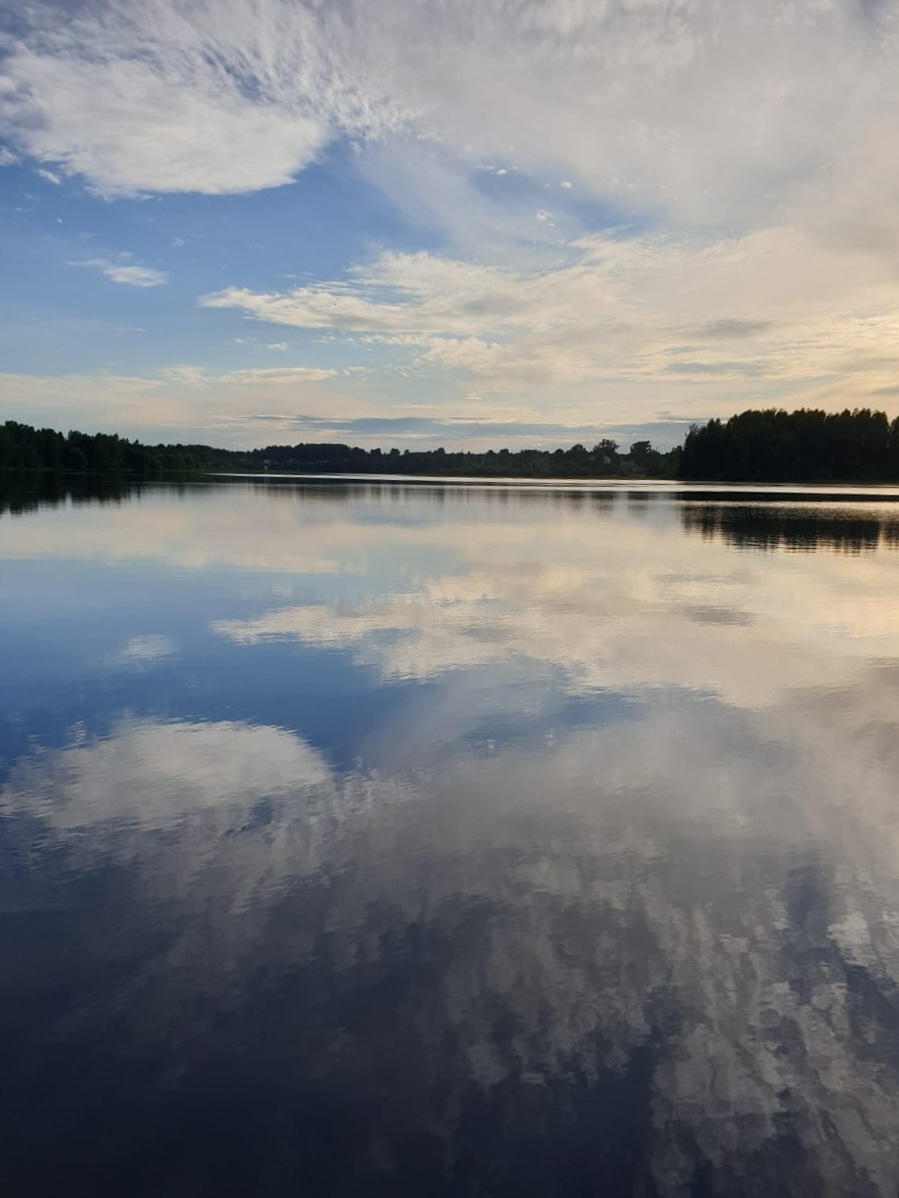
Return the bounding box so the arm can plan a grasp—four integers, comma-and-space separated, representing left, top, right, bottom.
0, 422, 230, 477
0, 421, 674, 479
4, 407, 899, 483
678, 407, 899, 482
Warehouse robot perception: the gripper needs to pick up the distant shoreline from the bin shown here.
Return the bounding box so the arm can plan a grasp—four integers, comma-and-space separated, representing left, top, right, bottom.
6, 406, 899, 486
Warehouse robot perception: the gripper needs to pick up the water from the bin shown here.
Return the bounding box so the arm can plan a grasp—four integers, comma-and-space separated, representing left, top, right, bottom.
2, 477, 899, 1197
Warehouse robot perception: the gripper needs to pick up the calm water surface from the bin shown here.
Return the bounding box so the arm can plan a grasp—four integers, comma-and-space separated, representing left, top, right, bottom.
3, 478, 899, 1196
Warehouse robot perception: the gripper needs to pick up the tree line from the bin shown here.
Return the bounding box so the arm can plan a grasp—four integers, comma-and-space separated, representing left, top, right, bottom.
0, 422, 233, 477
679, 407, 899, 482
0, 421, 675, 479
237, 436, 675, 478
4, 407, 899, 483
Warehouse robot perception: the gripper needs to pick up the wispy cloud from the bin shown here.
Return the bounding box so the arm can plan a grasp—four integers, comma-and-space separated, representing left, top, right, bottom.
201, 227, 899, 394
2, 0, 897, 233
0, 367, 694, 451
236, 413, 633, 443
0, 361, 367, 451
203, 365, 337, 386
71, 257, 168, 288
0, 1, 380, 197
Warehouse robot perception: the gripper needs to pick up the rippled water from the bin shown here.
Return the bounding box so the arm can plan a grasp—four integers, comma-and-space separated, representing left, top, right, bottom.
3, 478, 899, 1197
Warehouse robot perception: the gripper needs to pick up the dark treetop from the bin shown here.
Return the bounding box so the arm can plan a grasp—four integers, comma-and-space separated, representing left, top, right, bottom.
679, 408, 899, 483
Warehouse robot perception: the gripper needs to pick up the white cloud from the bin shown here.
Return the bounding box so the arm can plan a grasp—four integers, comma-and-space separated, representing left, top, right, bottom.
0, 363, 362, 447
217, 365, 336, 385
200, 227, 899, 403
7, 210, 899, 448
35, 165, 60, 184
72, 257, 168, 287
158, 363, 338, 387
0, 146, 19, 167
267, 342, 288, 351
0, 5, 336, 196
0, 0, 896, 232
0, 0, 416, 198
102, 263, 168, 287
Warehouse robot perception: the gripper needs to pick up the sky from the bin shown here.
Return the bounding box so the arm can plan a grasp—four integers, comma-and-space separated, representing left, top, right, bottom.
1, 0, 899, 452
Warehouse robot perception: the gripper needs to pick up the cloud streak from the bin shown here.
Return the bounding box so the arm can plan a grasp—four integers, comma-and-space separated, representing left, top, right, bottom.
71, 257, 168, 287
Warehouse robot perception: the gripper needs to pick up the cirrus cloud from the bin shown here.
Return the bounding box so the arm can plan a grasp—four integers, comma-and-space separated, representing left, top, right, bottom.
70, 256, 168, 287
0, 0, 896, 232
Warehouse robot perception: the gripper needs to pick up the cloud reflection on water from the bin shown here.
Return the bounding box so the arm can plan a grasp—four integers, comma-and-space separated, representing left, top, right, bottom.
4, 482, 899, 1195
4, 679, 899, 1192
210, 508, 899, 708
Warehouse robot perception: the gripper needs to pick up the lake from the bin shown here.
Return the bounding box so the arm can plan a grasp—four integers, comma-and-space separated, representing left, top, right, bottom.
2, 477, 899, 1197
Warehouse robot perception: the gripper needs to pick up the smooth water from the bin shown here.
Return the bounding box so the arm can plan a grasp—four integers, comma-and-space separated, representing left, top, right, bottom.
3, 478, 899, 1197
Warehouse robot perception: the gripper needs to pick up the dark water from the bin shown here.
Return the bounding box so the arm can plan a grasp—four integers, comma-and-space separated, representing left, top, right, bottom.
3, 477, 899, 1197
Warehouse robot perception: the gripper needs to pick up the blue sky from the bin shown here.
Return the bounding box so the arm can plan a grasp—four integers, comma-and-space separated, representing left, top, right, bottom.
2, 0, 899, 450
